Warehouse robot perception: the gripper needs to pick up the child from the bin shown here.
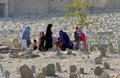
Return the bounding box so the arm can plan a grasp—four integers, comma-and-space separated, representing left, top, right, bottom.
33, 39, 37, 50
38, 31, 45, 51
56, 37, 66, 51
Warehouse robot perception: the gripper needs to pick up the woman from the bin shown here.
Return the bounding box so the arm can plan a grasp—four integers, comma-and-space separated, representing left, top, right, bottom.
45, 24, 53, 51
59, 30, 73, 49
21, 26, 31, 48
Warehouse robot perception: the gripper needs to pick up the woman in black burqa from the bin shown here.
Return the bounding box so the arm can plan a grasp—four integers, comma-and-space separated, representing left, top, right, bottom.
45, 24, 53, 51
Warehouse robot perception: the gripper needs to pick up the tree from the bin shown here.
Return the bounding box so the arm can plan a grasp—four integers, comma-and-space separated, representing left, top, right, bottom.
64, 0, 95, 27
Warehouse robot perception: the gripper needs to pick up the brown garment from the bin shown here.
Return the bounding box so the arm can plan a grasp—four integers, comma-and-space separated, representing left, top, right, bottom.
38, 35, 45, 51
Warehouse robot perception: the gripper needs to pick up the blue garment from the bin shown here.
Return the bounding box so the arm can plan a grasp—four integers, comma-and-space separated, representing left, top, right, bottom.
59, 30, 73, 49
22, 26, 31, 47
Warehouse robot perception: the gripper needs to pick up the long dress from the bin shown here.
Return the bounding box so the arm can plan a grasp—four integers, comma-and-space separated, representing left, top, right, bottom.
45, 25, 53, 51
21, 26, 31, 48
59, 30, 73, 49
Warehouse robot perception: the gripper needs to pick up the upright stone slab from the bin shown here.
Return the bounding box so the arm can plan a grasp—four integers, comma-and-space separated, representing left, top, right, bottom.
109, 42, 114, 53
94, 66, 103, 76
4, 70, 10, 78
0, 64, 3, 73
12, 38, 19, 48
20, 64, 34, 78
69, 73, 78, 78
36, 73, 45, 78
31, 65, 35, 73
101, 71, 110, 78
104, 62, 110, 69
70, 65, 77, 73
46, 63, 56, 76
101, 49, 107, 56
79, 67, 84, 74
95, 55, 103, 64
56, 62, 62, 73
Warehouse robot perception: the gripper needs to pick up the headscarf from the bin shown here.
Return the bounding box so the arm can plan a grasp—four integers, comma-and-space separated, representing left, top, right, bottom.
45, 24, 53, 42
22, 26, 30, 41
46, 24, 52, 37
59, 30, 73, 49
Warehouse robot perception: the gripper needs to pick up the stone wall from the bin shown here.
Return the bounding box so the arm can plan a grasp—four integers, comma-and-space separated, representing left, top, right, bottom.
6, 0, 120, 16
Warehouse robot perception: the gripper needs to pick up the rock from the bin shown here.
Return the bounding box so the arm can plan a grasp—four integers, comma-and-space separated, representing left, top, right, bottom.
31, 65, 35, 73
0, 64, 3, 73
0, 55, 4, 59
0, 50, 9, 54
12, 38, 19, 48
101, 71, 110, 78
4, 70, 10, 78
56, 62, 62, 73
69, 73, 78, 78
104, 62, 110, 69
87, 55, 90, 58
112, 74, 119, 78
36, 73, 45, 78
20, 64, 34, 78
42, 68, 46, 76
101, 49, 107, 56
79, 67, 84, 74
0, 46, 9, 50
109, 42, 114, 53
46, 63, 56, 76
70, 65, 77, 73
67, 50, 72, 55
82, 57, 85, 59
94, 66, 103, 76
95, 55, 103, 64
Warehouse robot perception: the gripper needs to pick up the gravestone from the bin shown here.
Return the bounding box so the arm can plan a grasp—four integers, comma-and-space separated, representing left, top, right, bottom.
94, 66, 103, 76
12, 38, 19, 48
4, 70, 10, 78
101, 49, 107, 56
101, 71, 110, 78
0, 64, 3, 73
36, 73, 45, 78
0, 55, 4, 59
31, 65, 35, 73
46, 63, 56, 76
70, 65, 77, 73
56, 62, 62, 73
109, 42, 114, 53
69, 73, 78, 78
95, 55, 103, 64
20, 64, 34, 78
42, 68, 46, 75
79, 67, 84, 74
104, 62, 110, 69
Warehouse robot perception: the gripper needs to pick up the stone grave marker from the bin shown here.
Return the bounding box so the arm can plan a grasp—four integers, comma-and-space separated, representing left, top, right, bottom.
31, 65, 36, 73
101, 71, 110, 78
0, 64, 3, 73
46, 63, 56, 76
104, 62, 110, 69
56, 62, 62, 73
20, 64, 34, 78
4, 70, 10, 78
94, 66, 103, 76
95, 55, 103, 64
70, 65, 77, 73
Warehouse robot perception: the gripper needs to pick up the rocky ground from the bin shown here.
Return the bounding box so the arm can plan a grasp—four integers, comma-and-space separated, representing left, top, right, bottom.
0, 12, 120, 78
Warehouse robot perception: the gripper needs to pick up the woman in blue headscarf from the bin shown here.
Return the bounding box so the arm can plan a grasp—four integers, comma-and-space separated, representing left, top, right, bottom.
22, 26, 31, 48
59, 30, 73, 49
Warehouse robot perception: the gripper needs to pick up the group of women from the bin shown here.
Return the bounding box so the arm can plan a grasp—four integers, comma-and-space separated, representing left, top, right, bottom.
21, 23, 87, 52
